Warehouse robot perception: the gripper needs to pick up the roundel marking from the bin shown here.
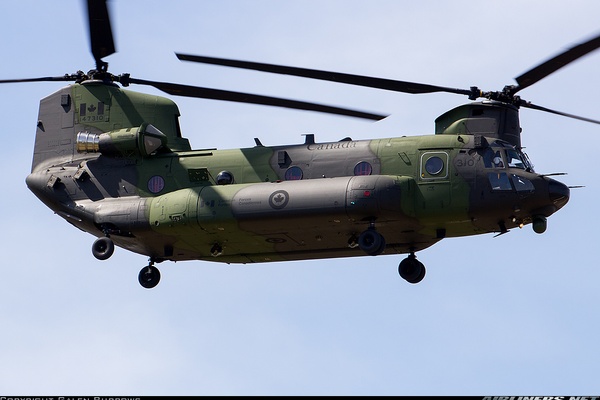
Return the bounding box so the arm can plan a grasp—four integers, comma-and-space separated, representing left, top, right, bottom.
269, 190, 290, 209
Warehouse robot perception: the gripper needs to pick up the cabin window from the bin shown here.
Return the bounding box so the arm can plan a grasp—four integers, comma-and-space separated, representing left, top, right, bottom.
425, 156, 444, 175
148, 175, 165, 193
420, 151, 448, 180
216, 170, 234, 185
354, 161, 373, 176
285, 166, 303, 180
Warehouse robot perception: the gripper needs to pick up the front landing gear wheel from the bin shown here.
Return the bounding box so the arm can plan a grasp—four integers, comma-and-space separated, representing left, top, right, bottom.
92, 237, 114, 260
398, 254, 426, 284
138, 265, 161, 289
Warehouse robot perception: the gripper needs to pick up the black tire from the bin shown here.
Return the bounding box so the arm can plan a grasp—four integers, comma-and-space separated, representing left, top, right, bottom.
92, 237, 115, 260
138, 265, 161, 289
411, 262, 426, 284
374, 234, 386, 255
358, 229, 386, 256
398, 256, 426, 284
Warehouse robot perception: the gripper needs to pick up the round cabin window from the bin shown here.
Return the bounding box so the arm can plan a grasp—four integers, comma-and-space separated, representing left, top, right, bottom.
284, 166, 303, 180
425, 156, 444, 175
354, 161, 373, 176
216, 170, 234, 185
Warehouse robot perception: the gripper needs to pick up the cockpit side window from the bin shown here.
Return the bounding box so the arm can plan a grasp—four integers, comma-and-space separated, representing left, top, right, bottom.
483, 148, 504, 168
506, 149, 525, 169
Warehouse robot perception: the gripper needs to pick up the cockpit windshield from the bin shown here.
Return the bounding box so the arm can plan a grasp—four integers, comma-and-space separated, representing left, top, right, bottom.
483, 144, 534, 172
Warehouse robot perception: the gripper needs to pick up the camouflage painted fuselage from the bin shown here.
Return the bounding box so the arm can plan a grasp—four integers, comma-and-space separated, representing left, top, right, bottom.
26, 81, 569, 264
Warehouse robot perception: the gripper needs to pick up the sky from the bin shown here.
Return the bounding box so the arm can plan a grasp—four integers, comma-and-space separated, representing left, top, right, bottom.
1, 0, 600, 395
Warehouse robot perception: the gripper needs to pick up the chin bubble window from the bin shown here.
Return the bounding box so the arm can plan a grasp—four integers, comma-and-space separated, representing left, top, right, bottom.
488, 172, 512, 191
511, 174, 534, 192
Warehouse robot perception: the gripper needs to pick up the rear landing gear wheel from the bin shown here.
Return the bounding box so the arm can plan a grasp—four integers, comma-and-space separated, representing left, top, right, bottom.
358, 228, 386, 256
138, 264, 161, 289
398, 254, 426, 284
92, 236, 114, 260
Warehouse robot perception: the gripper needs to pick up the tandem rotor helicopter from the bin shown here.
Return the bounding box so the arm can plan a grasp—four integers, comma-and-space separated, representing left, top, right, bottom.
3, 0, 600, 288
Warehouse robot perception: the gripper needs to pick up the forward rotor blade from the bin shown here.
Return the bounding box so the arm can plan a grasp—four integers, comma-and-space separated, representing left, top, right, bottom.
126, 77, 387, 120
176, 53, 473, 97
514, 32, 600, 93
87, 0, 116, 69
0, 75, 79, 84
521, 101, 600, 125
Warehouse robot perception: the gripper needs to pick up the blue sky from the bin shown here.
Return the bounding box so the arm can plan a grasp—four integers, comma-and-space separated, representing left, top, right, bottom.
1, 0, 600, 395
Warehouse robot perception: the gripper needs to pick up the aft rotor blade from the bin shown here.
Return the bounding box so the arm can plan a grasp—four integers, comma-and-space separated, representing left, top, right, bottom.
87, 0, 116, 69
176, 53, 474, 97
514, 32, 600, 93
521, 101, 600, 125
126, 77, 387, 120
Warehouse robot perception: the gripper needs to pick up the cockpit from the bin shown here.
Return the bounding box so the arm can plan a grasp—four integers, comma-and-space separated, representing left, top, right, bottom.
482, 142, 536, 192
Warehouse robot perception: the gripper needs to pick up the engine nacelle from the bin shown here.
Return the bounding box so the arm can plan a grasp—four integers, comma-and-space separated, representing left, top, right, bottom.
76, 123, 167, 158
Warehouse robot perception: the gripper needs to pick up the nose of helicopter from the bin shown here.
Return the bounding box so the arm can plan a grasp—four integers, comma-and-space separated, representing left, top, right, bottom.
548, 178, 570, 210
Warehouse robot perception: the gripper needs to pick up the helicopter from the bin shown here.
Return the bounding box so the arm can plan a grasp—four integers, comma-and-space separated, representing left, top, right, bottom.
2, 0, 599, 289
